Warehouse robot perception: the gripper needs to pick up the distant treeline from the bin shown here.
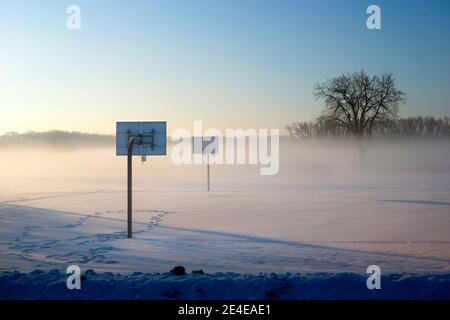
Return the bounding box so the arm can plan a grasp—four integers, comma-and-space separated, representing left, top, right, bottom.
286, 116, 450, 139
0, 130, 114, 147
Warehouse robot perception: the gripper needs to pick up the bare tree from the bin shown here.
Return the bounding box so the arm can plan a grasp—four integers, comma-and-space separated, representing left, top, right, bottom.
314, 71, 405, 165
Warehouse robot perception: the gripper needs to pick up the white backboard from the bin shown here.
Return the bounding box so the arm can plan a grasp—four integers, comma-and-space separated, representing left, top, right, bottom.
192, 136, 217, 155
116, 121, 167, 156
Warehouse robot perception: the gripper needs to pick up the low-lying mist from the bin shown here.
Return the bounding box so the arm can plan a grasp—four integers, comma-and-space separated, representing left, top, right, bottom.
1, 138, 449, 197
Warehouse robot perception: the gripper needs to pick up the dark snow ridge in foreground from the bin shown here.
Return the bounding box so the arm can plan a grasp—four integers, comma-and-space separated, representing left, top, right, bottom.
1, 270, 449, 300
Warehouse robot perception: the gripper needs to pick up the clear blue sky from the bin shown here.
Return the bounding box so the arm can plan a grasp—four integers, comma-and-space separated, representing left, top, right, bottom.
0, 0, 449, 134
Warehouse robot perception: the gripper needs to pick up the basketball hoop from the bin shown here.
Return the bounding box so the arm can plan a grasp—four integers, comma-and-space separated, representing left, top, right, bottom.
140, 143, 146, 164
116, 121, 167, 238
192, 136, 217, 191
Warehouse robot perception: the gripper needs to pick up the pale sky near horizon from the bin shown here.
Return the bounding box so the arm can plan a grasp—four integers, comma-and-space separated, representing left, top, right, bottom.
0, 0, 449, 135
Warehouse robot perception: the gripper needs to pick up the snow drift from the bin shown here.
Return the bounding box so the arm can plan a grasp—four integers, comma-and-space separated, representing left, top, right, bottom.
1, 269, 449, 300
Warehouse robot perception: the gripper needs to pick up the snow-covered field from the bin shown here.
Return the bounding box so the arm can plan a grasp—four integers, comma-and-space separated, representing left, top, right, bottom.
1, 140, 449, 298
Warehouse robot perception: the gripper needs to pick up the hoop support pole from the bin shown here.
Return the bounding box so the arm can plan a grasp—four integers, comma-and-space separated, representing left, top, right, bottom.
127, 136, 137, 238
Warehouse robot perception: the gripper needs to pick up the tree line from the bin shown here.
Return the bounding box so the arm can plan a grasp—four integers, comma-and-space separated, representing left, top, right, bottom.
0, 130, 114, 147
286, 116, 450, 140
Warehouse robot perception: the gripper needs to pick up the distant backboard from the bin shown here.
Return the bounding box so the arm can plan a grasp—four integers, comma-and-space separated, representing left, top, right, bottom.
116, 121, 167, 156
192, 136, 217, 155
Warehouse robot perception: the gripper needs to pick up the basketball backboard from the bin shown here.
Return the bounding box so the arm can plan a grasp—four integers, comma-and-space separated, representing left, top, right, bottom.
116, 121, 167, 156
192, 136, 217, 155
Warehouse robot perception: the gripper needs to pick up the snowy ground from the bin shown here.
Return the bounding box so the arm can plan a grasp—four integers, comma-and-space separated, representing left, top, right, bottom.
0, 140, 449, 298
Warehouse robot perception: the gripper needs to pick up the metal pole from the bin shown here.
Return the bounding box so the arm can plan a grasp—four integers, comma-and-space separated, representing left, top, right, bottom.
207, 153, 210, 191
127, 136, 136, 238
